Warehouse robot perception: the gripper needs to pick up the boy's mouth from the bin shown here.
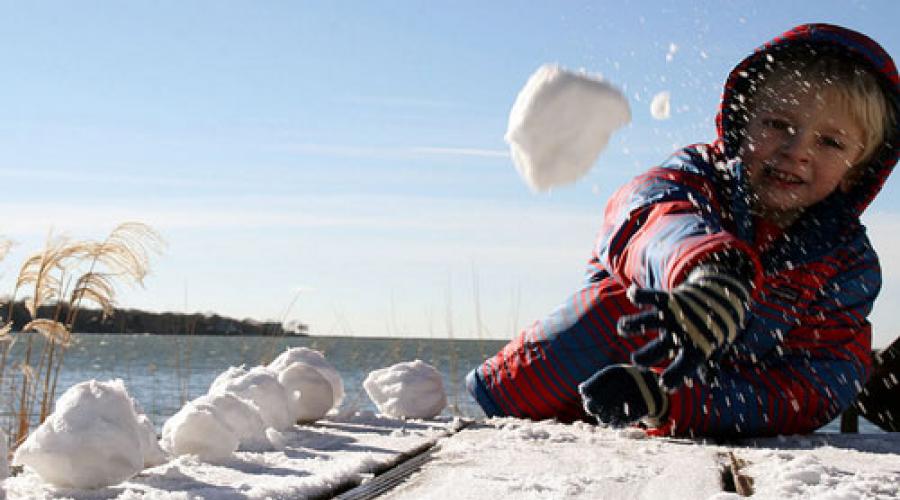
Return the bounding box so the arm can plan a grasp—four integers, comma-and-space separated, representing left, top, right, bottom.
763, 164, 804, 185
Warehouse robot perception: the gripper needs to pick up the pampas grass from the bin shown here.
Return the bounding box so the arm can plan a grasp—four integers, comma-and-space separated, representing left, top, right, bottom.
0, 222, 163, 448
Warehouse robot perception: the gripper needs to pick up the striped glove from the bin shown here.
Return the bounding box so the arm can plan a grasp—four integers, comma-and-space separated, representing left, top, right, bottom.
618, 265, 752, 390
578, 364, 667, 427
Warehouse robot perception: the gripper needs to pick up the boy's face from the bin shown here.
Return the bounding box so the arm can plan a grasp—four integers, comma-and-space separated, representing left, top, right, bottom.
741, 78, 865, 226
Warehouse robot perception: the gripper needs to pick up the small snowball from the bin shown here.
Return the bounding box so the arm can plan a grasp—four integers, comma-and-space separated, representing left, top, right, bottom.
268, 347, 344, 408
161, 397, 240, 463
650, 91, 671, 120
209, 365, 294, 430
505, 64, 631, 192
13, 379, 144, 489
278, 362, 335, 423
363, 360, 447, 419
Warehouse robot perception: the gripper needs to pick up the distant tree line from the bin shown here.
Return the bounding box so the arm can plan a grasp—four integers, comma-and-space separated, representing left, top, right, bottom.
0, 300, 309, 336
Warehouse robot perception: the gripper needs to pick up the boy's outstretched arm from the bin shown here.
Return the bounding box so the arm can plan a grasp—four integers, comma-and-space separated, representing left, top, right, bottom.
657, 252, 877, 437
594, 145, 762, 293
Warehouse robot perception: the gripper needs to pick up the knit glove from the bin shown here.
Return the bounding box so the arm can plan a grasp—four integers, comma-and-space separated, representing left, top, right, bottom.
578, 364, 667, 427
618, 264, 752, 390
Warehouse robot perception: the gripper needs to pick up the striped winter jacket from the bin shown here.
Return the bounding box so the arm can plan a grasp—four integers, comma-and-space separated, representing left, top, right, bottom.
468, 24, 900, 437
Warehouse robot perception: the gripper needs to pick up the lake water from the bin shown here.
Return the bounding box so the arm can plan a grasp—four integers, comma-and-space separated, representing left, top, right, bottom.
3, 333, 878, 434
8, 334, 506, 428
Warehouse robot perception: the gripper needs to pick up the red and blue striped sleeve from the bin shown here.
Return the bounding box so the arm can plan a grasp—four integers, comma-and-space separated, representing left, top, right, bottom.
595, 145, 761, 292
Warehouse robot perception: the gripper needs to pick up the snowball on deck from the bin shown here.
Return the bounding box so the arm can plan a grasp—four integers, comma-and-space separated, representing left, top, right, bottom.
161, 395, 241, 463
268, 347, 345, 410
209, 365, 295, 431
13, 379, 146, 489
278, 361, 335, 423
363, 360, 447, 419
505, 64, 631, 192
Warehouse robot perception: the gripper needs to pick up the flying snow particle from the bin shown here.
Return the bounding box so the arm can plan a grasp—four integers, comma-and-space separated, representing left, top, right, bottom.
666, 42, 679, 62
651, 91, 671, 120
505, 64, 631, 192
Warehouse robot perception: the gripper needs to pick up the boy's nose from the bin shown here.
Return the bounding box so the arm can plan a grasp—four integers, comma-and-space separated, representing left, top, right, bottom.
779, 130, 814, 164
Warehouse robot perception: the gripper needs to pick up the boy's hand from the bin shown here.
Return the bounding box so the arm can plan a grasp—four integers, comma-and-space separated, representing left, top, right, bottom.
578, 364, 667, 427
618, 265, 752, 390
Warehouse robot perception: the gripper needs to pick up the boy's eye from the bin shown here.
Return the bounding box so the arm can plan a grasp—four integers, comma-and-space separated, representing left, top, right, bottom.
763, 118, 793, 133
817, 133, 845, 150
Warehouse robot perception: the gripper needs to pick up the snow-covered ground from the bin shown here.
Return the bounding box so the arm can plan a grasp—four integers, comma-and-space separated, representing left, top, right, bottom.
5, 412, 455, 499
5, 413, 899, 499
384, 419, 900, 500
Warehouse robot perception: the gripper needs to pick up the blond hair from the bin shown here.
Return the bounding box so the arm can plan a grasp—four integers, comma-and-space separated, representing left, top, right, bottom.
759, 51, 895, 167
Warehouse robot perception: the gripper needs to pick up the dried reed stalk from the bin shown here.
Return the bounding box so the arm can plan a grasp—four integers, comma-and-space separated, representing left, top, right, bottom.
4, 223, 163, 447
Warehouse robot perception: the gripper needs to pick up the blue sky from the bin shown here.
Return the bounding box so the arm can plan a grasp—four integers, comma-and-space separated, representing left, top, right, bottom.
1, 1, 899, 346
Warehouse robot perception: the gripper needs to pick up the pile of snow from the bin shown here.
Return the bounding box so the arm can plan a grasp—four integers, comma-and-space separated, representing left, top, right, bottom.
13, 379, 164, 489
268, 347, 345, 423
364, 360, 447, 419
505, 64, 631, 192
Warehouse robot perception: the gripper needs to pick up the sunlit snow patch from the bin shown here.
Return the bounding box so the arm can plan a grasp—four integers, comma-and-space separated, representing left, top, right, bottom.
505, 64, 631, 192
13, 379, 149, 489
651, 91, 671, 120
364, 360, 447, 419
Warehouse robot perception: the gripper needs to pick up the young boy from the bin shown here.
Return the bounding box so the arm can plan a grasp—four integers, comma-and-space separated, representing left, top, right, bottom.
466, 23, 899, 437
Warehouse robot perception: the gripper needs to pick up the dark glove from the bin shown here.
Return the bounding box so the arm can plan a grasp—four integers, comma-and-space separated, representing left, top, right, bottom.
618, 264, 752, 391
578, 364, 667, 427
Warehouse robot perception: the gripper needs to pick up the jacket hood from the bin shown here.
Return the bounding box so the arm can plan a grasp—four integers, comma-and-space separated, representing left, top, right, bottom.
717, 23, 900, 216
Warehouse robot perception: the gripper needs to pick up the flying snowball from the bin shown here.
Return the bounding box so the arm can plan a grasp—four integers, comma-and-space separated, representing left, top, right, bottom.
505, 64, 631, 192
363, 360, 447, 419
651, 91, 671, 120
13, 379, 145, 489
269, 347, 344, 409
